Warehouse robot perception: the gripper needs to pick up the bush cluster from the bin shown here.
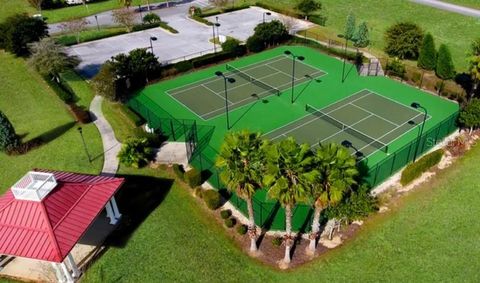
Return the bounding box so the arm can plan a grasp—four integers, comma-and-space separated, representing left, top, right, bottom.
117, 137, 154, 168
324, 184, 378, 222
185, 168, 202, 188
224, 217, 236, 228
194, 186, 204, 198
0, 111, 19, 153
386, 58, 406, 79
203, 189, 221, 210
400, 149, 444, 185
236, 224, 248, 235
0, 14, 48, 56
220, 209, 232, 219
272, 237, 283, 247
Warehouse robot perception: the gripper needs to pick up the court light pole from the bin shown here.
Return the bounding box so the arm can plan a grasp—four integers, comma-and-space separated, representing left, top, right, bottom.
411, 102, 428, 162
94, 15, 100, 31
284, 50, 305, 104
77, 127, 91, 163
215, 71, 236, 130
212, 23, 221, 53
149, 36, 157, 53
263, 12, 271, 23
337, 34, 348, 83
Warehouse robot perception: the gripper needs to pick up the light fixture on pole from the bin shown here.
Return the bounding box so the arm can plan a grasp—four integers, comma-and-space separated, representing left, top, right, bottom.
411, 102, 428, 162
263, 12, 271, 23
215, 71, 236, 129
149, 36, 157, 53
341, 140, 364, 160
77, 127, 91, 163
284, 50, 305, 104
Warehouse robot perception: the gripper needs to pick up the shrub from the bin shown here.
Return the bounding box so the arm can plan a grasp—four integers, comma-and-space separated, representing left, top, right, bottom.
190, 15, 213, 26
295, 0, 322, 20
174, 61, 194, 72
386, 58, 406, 79
246, 35, 265, 53
0, 111, 19, 153
0, 14, 48, 56
189, 6, 202, 16
159, 22, 179, 34
272, 236, 283, 247
384, 22, 424, 59
92, 62, 121, 101
236, 224, 248, 235
400, 149, 444, 185
436, 44, 455, 80
220, 209, 232, 219
143, 13, 161, 24
194, 186, 204, 198
131, 23, 160, 32
253, 20, 290, 47
117, 137, 153, 168
185, 168, 202, 187
417, 33, 436, 71
224, 217, 236, 228
203, 189, 221, 210
324, 184, 378, 222
221, 38, 242, 55
173, 164, 185, 180
309, 15, 327, 26
68, 104, 91, 124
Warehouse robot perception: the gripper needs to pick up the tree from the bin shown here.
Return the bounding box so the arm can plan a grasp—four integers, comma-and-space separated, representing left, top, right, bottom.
458, 98, 480, 133
118, 138, 153, 168
28, 38, 80, 82
384, 22, 424, 59
27, 0, 43, 12
436, 44, 455, 80
246, 35, 265, 53
468, 38, 480, 99
0, 14, 48, 56
295, 0, 322, 20
305, 143, 357, 254
344, 13, 356, 41
417, 33, 436, 71
92, 62, 119, 101
0, 110, 19, 153
353, 21, 369, 48
112, 8, 136, 32
264, 137, 312, 266
221, 38, 244, 56
60, 18, 90, 44
253, 20, 289, 47
216, 130, 267, 253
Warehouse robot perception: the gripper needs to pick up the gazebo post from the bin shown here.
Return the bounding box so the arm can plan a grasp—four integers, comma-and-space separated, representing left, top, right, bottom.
110, 196, 122, 220
51, 262, 66, 283
66, 253, 81, 278
105, 201, 118, 225
60, 262, 74, 283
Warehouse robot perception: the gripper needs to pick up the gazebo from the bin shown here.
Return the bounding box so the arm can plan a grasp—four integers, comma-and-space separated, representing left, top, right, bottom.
0, 170, 124, 282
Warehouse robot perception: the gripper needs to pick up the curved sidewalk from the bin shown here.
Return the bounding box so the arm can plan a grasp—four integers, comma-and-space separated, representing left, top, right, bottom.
90, 95, 121, 176
411, 0, 480, 17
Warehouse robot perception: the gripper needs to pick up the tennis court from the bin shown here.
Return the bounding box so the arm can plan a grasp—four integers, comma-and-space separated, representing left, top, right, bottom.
265, 89, 430, 159
166, 55, 326, 120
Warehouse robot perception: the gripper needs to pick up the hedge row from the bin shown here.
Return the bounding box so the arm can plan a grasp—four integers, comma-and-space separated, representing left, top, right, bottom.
159, 22, 178, 34
190, 15, 213, 26
400, 149, 444, 185
254, 2, 301, 18
200, 4, 250, 17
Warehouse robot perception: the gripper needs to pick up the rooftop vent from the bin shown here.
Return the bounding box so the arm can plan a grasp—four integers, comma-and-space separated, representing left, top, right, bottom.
11, 172, 57, 201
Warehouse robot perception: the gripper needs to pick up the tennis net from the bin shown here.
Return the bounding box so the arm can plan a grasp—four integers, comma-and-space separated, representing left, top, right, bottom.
305, 104, 389, 153
226, 64, 280, 96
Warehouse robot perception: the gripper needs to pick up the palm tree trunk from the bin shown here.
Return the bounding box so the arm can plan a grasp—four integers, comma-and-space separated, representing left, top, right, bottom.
284, 204, 292, 263
308, 205, 322, 253
246, 197, 257, 252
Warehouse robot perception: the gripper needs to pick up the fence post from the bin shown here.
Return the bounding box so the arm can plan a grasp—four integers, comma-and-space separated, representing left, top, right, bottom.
170, 120, 176, 141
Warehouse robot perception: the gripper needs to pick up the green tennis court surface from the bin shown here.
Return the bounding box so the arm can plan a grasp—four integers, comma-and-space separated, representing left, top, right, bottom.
265, 89, 429, 160
166, 55, 325, 120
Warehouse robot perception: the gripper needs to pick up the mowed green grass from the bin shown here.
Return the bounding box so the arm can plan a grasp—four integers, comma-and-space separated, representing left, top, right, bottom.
0, 51, 103, 191
83, 144, 480, 282
259, 0, 479, 71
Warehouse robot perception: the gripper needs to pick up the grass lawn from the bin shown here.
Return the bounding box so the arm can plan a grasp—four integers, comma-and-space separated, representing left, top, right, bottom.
0, 51, 103, 191
102, 100, 139, 142
82, 142, 480, 282
443, 0, 480, 9
255, 0, 479, 71
0, 0, 35, 22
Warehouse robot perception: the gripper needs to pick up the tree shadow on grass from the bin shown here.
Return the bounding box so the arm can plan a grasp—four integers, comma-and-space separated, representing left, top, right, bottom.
106, 174, 174, 248
11, 121, 76, 155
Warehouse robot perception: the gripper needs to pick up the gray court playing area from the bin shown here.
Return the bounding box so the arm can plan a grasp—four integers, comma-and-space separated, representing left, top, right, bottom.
166, 55, 326, 120
265, 89, 430, 159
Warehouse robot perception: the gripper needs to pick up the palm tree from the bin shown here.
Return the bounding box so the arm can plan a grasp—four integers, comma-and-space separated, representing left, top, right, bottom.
216, 130, 266, 253
264, 137, 313, 265
305, 143, 358, 254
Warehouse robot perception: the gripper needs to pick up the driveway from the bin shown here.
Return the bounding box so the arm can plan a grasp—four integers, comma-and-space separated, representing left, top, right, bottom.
67, 5, 313, 78
410, 0, 480, 17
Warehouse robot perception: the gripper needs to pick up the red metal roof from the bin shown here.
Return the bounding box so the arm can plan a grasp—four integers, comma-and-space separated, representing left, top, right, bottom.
0, 170, 124, 262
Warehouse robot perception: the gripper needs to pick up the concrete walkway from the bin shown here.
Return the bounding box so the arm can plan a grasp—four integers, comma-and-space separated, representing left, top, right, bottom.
89, 95, 121, 176
411, 0, 480, 17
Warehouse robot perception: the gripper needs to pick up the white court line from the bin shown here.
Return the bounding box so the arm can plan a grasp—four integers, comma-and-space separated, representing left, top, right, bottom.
201, 84, 234, 105
367, 89, 428, 117
349, 103, 400, 127
315, 114, 375, 148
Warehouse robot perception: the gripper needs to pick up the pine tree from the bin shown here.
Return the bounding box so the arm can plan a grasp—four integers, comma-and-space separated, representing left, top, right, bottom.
436, 44, 455, 80
0, 110, 19, 152
417, 33, 436, 70
353, 21, 369, 48
344, 13, 356, 41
